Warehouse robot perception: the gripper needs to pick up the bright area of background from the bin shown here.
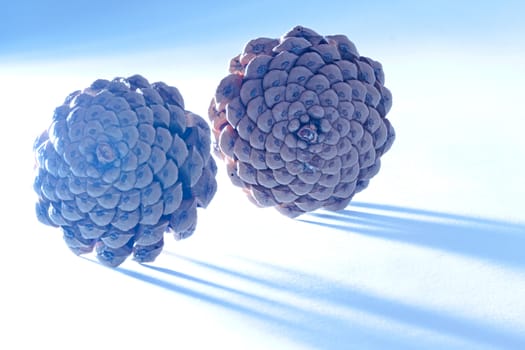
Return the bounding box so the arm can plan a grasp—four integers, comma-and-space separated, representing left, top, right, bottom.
1, 1, 525, 349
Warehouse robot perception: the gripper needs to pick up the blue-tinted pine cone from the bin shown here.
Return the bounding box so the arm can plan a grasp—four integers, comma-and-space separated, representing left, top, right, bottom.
33, 75, 217, 267
209, 26, 395, 218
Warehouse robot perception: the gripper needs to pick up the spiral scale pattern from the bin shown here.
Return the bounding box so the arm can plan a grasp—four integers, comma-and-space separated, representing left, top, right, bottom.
33, 75, 217, 267
209, 26, 395, 217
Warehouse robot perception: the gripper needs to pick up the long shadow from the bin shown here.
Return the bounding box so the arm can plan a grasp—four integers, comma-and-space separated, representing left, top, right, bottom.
176, 254, 525, 349
302, 202, 525, 268
116, 262, 433, 349
92, 248, 525, 349
95, 201, 525, 349
141, 264, 305, 313
351, 201, 525, 230
116, 264, 410, 349
116, 267, 300, 330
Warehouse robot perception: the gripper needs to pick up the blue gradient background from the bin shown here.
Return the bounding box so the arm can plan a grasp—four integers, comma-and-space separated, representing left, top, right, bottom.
2, 0, 524, 59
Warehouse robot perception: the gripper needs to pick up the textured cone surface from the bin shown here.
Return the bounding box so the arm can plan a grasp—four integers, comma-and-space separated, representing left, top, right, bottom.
209, 26, 395, 218
33, 75, 217, 267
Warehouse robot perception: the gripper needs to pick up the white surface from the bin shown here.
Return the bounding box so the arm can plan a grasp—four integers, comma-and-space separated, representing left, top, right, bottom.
1, 45, 524, 349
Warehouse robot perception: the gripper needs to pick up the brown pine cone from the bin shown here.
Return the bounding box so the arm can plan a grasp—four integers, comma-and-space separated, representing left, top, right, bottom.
209, 26, 395, 218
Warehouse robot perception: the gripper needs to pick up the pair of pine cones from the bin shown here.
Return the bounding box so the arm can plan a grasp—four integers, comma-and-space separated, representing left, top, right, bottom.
33, 26, 395, 267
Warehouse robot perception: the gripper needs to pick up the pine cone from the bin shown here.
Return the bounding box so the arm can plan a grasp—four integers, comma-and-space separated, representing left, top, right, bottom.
33, 75, 217, 267
209, 26, 395, 218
